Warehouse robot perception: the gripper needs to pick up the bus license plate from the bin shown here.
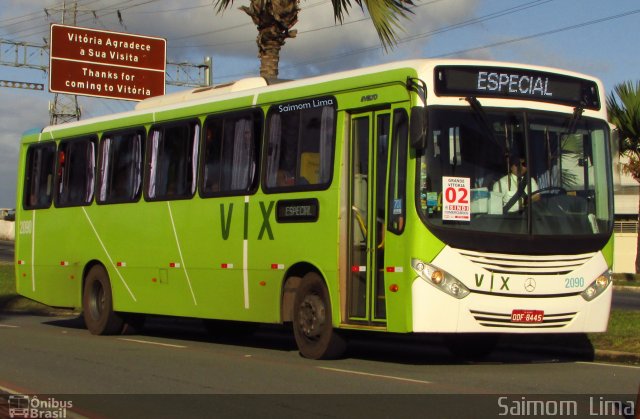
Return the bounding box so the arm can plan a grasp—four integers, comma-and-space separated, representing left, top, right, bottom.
511, 309, 544, 323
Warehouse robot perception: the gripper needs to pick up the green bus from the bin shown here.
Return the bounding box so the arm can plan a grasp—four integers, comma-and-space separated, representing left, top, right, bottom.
16, 59, 614, 359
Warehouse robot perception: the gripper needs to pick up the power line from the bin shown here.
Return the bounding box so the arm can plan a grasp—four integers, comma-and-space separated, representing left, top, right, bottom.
215, 6, 640, 81
1, 0, 164, 41
0, 0, 98, 38
216, 0, 554, 79
168, 0, 552, 52
433, 8, 640, 58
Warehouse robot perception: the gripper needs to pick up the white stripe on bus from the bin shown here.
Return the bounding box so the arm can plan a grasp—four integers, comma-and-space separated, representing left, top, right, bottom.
31, 210, 36, 292
167, 202, 197, 306
243, 195, 250, 309
82, 207, 137, 302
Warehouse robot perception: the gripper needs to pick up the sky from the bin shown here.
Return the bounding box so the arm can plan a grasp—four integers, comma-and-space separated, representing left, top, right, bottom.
0, 0, 639, 208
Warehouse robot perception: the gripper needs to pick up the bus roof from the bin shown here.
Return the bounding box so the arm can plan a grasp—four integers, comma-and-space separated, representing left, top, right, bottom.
32, 58, 605, 138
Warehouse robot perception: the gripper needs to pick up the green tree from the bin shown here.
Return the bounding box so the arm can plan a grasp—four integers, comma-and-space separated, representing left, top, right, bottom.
607, 81, 640, 273
212, 0, 413, 79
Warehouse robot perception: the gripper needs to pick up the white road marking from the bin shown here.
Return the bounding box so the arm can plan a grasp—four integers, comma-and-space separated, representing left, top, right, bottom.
0, 384, 19, 393
118, 338, 187, 349
576, 361, 640, 370
318, 367, 432, 385
0, 324, 19, 328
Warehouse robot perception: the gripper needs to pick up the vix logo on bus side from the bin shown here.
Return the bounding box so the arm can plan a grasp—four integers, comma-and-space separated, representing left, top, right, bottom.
475, 273, 510, 291
220, 201, 275, 240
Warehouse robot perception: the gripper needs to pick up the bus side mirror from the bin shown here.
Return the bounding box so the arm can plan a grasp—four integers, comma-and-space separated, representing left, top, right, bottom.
410, 106, 427, 150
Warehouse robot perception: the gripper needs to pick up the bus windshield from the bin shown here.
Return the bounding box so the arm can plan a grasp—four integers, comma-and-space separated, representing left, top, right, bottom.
417, 107, 613, 253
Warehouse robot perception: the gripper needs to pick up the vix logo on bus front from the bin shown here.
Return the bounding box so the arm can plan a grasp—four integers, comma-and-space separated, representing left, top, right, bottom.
475, 273, 510, 291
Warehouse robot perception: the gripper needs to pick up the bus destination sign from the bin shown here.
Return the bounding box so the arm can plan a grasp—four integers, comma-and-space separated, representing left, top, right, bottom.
434, 65, 600, 110
49, 24, 166, 101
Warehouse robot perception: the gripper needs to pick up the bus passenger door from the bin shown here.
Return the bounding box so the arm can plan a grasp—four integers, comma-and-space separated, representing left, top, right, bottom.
348, 111, 390, 324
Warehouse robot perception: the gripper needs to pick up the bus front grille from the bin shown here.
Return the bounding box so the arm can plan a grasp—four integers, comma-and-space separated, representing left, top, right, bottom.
455, 248, 596, 276
470, 310, 576, 329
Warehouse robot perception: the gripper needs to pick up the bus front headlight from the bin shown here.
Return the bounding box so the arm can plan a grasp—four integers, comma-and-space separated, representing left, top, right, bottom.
411, 258, 470, 299
580, 271, 611, 301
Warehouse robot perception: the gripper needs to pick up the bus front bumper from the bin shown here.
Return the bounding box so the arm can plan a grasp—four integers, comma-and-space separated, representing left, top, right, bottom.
411, 278, 613, 333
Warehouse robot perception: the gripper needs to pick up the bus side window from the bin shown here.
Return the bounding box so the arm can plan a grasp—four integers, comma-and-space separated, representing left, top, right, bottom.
55, 137, 97, 207
97, 129, 144, 204
23, 142, 57, 210
387, 109, 408, 234
264, 98, 335, 191
200, 110, 261, 196
147, 120, 200, 201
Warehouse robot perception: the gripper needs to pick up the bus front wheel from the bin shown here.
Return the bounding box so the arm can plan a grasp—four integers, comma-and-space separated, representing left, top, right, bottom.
83, 265, 124, 335
292, 272, 346, 360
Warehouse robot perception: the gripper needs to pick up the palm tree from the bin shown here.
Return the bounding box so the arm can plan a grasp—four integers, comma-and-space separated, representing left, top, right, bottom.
607, 81, 640, 272
212, 0, 414, 79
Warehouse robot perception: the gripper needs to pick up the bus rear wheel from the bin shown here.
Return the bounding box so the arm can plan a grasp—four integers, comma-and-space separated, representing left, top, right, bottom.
83, 265, 124, 335
292, 272, 346, 360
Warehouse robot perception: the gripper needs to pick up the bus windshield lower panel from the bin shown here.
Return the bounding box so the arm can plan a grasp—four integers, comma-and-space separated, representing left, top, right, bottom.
417, 107, 613, 254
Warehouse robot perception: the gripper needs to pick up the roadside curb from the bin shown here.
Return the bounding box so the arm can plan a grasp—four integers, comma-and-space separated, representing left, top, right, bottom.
594, 349, 640, 364
500, 336, 640, 365
0, 307, 78, 317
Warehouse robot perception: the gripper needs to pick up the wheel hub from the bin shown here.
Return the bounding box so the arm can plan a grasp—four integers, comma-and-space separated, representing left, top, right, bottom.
299, 294, 325, 339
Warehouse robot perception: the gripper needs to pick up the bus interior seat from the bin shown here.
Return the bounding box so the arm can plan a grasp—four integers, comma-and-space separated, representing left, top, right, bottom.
300, 152, 320, 184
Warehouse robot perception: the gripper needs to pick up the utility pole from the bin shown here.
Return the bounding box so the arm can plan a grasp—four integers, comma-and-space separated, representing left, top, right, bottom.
0, 38, 212, 88
0, 40, 47, 91
47, 1, 81, 125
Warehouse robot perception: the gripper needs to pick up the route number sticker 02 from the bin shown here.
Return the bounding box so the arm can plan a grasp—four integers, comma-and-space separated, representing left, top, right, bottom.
442, 176, 471, 222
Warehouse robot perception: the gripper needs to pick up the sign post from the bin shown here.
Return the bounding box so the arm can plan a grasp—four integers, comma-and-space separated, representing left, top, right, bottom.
49, 24, 166, 101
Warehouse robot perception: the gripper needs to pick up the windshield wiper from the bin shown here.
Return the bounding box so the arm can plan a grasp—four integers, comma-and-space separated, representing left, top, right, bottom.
464, 96, 501, 148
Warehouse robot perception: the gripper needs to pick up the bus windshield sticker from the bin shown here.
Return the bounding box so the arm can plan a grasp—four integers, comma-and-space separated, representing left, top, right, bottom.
393, 199, 403, 215
276, 199, 319, 223
442, 176, 470, 222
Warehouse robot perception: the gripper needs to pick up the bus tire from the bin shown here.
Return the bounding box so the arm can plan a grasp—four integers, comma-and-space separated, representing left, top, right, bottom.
292, 272, 346, 360
82, 265, 124, 335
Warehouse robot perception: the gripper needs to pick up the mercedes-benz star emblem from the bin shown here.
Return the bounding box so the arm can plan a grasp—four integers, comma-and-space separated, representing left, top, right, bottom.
524, 278, 536, 292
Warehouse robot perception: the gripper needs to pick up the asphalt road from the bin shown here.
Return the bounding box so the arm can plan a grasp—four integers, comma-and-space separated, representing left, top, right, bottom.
0, 314, 638, 418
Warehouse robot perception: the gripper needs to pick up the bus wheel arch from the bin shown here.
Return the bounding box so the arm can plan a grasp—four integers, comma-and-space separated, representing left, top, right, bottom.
291, 271, 346, 359
281, 262, 319, 322
82, 262, 124, 335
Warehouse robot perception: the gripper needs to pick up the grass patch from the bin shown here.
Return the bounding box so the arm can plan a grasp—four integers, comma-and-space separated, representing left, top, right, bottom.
612, 273, 640, 286
0, 263, 54, 313
589, 310, 640, 353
